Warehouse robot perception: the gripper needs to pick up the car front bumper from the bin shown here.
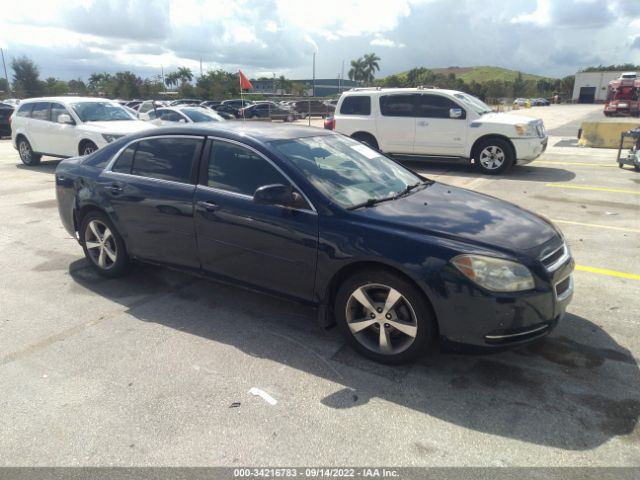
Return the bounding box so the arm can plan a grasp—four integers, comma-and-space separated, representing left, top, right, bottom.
433, 256, 574, 348
512, 136, 548, 163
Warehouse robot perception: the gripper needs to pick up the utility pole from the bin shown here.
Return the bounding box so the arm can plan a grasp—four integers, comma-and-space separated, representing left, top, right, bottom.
161, 65, 165, 93
200, 58, 203, 77
312, 51, 316, 97
1, 48, 9, 93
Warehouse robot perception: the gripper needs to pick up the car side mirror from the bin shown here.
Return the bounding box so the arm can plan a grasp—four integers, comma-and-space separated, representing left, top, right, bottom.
449, 108, 464, 119
253, 184, 294, 207
58, 114, 74, 124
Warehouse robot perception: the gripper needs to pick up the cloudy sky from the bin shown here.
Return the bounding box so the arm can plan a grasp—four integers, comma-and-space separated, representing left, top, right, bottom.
0, 0, 639, 82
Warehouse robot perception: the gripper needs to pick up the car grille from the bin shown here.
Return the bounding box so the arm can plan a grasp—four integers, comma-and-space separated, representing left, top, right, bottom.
555, 275, 572, 301
540, 242, 570, 272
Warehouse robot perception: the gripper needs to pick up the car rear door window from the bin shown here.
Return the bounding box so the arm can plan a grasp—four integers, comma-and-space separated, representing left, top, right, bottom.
379, 95, 417, 117
339, 96, 371, 115
30, 102, 50, 121
16, 103, 34, 117
207, 141, 289, 196
417, 94, 463, 118
131, 137, 201, 183
160, 110, 186, 122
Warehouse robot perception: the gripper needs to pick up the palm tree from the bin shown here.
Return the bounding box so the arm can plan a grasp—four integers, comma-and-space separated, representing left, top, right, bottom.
177, 67, 193, 84
348, 58, 366, 85
362, 53, 381, 84
164, 72, 180, 89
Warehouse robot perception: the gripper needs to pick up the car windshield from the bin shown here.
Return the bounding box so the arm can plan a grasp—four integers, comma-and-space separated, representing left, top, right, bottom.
271, 135, 424, 209
453, 93, 493, 114
71, 102, 133, 122
181, 108, 223, 122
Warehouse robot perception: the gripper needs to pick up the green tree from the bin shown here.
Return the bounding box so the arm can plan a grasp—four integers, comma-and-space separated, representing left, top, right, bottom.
277, 75, 292, 94
68, 79, 87, 96
177, 67, 193, 85
11, 55, 42, 97
362, 52, 381, 84
0, 77, 9, 95
43, 77, 69, 96
512, 72, 526, 97
164, 72, 180, 90
88, 73, 112, 95
348, 58, 367, 84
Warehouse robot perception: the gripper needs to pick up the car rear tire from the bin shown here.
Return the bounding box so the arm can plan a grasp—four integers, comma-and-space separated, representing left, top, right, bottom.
80, 141, 98, 156
473, 138, 514, 175
335, 269, 436, 364
18, 138, 42, 166
79, 211, 130, 278
351, 133, 379, 150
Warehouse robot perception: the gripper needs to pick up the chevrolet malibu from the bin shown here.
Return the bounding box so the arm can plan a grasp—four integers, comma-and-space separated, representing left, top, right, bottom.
55, 124, 574, 364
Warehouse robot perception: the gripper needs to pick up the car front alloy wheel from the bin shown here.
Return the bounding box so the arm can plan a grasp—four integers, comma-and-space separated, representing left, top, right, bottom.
335, 269, 435, 364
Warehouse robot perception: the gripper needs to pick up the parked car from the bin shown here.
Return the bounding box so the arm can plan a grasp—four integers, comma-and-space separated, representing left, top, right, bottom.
147, 106, 225, 125
137, 100, 166, 120
532, 98, 550, 106
125, 100, 143, 110
331, 87, 547, 174
0, 102, 14, 138
213, 104, 242, 118
55, 123, 573, 364
169, 98, 202, 107
200, 100, 222, 109
239, 103, 298, 121
513, 98, 531, 107
221, 99, 254, 109
11, 97, 154, 165
292, 100, 335, 119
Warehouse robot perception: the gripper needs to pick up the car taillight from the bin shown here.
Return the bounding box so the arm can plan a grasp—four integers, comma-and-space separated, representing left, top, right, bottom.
324, 116, 335, 130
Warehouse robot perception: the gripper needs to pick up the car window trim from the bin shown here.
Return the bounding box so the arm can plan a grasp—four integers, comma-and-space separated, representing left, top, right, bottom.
104, 134, 206, 185
201, 136, 317, 215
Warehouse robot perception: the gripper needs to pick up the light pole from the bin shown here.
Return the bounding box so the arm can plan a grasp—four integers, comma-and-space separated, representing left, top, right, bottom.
1, 48, 9, 94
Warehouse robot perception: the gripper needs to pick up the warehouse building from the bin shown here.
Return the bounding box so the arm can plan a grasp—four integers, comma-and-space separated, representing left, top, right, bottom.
572, 70, 630, 103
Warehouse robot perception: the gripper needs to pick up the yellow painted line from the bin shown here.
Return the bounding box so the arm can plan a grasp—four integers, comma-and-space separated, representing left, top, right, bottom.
576, 265, 640, 281
535, 161, 616, 168
545, 184, 640, 195
550, 219, 640, 233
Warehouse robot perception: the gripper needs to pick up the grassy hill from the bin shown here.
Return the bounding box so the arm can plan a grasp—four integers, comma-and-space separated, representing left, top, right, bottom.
388, 66, 554, 83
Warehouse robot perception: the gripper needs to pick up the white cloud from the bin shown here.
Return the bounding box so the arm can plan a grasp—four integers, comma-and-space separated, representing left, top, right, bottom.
370, 37, 406, 48
511, 0, 550, 26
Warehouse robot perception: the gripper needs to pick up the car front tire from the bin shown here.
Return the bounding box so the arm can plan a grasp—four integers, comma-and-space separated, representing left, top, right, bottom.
80, 141, 98, 156
18, 138, 42, 166
79, 211, 130, 278
474, 138, 514, 175
335, 269, 436, 364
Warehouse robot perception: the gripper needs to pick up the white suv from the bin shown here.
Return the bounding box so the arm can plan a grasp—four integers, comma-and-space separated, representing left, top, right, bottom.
330, 87, 547, 174
11, 97, 154, 166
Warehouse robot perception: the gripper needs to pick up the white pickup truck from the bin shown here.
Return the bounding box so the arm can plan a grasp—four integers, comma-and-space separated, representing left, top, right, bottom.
328, 87, 547, 174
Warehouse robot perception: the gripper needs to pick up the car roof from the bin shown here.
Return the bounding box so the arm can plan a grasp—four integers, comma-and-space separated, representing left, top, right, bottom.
341, 87, 465, 97
19, 96, 117, 104
133, 122, 333, 143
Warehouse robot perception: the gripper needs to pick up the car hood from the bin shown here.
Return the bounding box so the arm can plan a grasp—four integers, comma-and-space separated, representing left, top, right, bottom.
355, 182, 558, 252
477, 112, 541, 126
80, 120, 155, 134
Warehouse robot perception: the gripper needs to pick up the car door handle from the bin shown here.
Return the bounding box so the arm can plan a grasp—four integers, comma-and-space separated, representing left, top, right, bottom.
418, 121, 429, 127
106, 184, 123, 194
196, 200, 219, 212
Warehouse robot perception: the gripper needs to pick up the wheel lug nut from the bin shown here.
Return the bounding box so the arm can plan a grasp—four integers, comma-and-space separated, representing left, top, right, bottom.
377, 308, 383, 313
384, 323, 390, 328
385, 313, 391, 319
370, 313, 376, 319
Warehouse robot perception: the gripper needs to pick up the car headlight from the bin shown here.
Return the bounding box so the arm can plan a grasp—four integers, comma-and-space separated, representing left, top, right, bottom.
102, 134, 124, 143
451, 254, 535, 292
514, 123, 537, 137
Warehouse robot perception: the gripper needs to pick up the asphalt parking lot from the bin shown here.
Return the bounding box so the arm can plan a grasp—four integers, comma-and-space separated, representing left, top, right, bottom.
0, 104, 639, 466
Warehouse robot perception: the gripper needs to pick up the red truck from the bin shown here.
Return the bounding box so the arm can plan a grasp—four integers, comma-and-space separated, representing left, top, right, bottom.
604, 73, 639, 117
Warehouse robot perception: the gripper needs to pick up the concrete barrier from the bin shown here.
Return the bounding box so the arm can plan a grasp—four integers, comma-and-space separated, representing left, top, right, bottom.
578, 121, 640, 148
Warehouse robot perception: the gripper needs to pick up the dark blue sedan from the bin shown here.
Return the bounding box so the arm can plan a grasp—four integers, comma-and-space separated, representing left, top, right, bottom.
55, 123, 574, 364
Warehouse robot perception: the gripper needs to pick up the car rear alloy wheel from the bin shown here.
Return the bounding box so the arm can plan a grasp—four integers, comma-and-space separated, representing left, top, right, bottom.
80, 211, 129, 277
18, 138, 41, 166
474, 138, 514, 174
336, 270, 435, 364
